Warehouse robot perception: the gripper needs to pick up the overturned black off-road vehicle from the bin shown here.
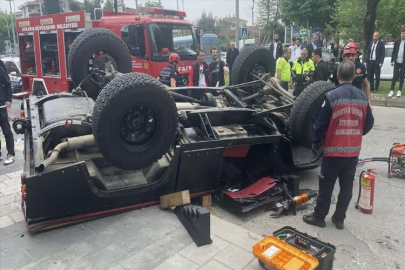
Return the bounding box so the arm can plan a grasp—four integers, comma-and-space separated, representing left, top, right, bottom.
14, 29, 334, 232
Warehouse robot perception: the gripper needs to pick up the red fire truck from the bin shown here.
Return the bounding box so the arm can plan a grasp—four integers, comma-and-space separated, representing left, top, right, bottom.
14, 8, 198, 98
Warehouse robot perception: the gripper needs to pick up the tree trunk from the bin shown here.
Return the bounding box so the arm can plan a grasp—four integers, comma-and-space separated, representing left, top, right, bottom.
362, 0, 380, 61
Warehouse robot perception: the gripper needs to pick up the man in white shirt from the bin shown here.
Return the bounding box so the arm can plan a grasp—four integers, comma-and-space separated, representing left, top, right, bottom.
389, 27, 405, 98
290, 38, 302, 65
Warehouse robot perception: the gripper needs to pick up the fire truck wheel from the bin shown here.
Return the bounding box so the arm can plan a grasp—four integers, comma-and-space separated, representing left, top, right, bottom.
230, 45, 273, 86
92, 73, 178, 171
289, 81, 335, 148
68, 28, 132, 100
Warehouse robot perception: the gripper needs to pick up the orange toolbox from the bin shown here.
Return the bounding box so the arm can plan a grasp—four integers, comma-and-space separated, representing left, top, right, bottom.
252, 227, 336, 270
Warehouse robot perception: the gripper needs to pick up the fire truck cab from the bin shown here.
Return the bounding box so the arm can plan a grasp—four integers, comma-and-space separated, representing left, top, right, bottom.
15, 8, 198, 98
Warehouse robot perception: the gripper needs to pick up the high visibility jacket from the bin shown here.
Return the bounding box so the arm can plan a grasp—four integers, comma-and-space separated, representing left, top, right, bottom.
323, 83, 369, 157
276, 57, 291, 82
292, 58, 315, 84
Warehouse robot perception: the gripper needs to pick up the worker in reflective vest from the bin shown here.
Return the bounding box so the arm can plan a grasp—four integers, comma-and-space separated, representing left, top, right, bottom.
303, 60, 374, 230
292, 48, 315, 96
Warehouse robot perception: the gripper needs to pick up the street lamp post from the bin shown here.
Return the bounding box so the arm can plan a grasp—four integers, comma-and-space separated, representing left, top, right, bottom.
235, 0, 239, 49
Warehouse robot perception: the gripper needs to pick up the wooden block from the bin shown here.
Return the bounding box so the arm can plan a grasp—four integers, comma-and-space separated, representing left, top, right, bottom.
160, 190, 190, 209
201, 195, 212, 207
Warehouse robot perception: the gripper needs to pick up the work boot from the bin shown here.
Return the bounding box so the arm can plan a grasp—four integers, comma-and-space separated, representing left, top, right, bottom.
331, 216, 344, 230
4, 154, 14, 165
303, 213, 326, 228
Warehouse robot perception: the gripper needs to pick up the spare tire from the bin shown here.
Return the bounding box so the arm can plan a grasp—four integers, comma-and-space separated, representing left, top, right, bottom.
231, 45, 273, 85
289, 81, 335, 148
68, 28, 132, 100
92, 73, 178, 170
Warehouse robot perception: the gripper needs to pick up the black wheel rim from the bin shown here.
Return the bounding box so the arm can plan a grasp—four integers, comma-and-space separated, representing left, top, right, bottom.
88, 51, 117, 86
118, 106, 161, 153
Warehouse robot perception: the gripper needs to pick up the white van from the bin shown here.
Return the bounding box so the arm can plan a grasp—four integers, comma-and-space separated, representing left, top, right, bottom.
380, 45, 394, 80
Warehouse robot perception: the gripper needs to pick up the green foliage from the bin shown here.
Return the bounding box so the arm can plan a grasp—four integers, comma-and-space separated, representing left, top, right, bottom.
42, 0, 61, 14
139, 1, 164, 8
328, 0, 365, 43
280, 0, 334, 28
257, 0, 279, 30
69, 0, 82, 11
329, 0, 405, 43
84, 0, 101, 19
196, 11, 216, 33
375, 0, 405, 39
0, 13, 16, 54
103, 0, 114, 11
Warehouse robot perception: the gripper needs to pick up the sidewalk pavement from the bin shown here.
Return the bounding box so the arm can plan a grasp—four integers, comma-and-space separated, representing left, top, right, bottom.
1, 204, 266, 270
370, 93, 405, 108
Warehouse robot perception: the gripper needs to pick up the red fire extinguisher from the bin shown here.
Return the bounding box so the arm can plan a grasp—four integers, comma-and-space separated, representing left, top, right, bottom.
355, 169, 376, 213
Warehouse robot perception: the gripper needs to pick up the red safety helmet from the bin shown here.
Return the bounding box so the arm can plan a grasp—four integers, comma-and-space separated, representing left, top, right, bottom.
169, 53, 180, 64
343, 43, 359, 55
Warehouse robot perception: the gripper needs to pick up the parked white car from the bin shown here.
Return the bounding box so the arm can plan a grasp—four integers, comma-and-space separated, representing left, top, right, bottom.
380, 45, 394, 80
1, 56, 22, 93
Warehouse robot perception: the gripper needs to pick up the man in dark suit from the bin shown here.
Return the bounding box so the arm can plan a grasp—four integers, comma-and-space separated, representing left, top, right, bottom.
269, 34, 283, 76
366, 32, 385, 92
312, 48, 329, 81
388, 27, 405, 98
306, 34, 318, 59
226, 41, 239, 85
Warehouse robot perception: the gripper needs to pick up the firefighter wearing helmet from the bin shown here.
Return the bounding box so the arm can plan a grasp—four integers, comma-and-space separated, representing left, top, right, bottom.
329, 43, 372, 104
158, 53, 180, 87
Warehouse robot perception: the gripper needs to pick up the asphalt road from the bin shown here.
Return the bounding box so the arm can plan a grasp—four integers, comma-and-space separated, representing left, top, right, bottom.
212, 106, 405, 270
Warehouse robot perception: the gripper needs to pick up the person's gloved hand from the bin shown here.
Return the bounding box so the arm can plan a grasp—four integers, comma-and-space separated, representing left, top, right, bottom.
312, 142, 322, 155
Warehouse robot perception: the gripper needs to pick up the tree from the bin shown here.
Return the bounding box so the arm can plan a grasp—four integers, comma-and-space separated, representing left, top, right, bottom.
375, 0, 405, 39
328, 0, 365, 43
362, 0, 381, 60
69, 0, 82, 11
0, 13, 14, 54
42, 0, 61, 14
139, 1, 163, 8
257, 0, 284, 43
103, 0, 114, 11
196, 11, 216, 33
84, 0, 101, 19
280, 0, 334, 28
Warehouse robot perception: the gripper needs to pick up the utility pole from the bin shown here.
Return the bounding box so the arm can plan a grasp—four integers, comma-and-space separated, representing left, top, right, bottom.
235, 0, 240, 49
252, 0, 255, 39
135, 0, 138, 12
177, 0, 179, 10
6, 0, 17, 54
39, 0, 43, 16
65, 0, 70, 12
182, 0, 184, 11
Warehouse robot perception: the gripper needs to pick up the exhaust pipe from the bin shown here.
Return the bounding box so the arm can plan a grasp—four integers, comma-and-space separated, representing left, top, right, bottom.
38, 135, 96, 172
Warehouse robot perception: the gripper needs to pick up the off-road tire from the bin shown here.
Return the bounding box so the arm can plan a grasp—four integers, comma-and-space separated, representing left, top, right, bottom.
92, 73, 177, 170
68, 28, 132, 100
231, 45, 273, 85
289, 81, 335, 148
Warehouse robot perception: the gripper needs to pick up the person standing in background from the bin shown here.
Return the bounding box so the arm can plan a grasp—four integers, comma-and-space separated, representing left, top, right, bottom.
366, 32, 385, 92
276, 48, 292, 91
226, 42, 239, 85
307, 34, 318, 60
210, 48, 229, 87
269, 33, 283, 77
312, 48, 329, 81
0, 59, 15, 165
388, 26, 405, 98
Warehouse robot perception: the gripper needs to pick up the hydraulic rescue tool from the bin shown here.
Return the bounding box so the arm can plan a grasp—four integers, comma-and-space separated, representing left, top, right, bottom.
268, 188, 318, 217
